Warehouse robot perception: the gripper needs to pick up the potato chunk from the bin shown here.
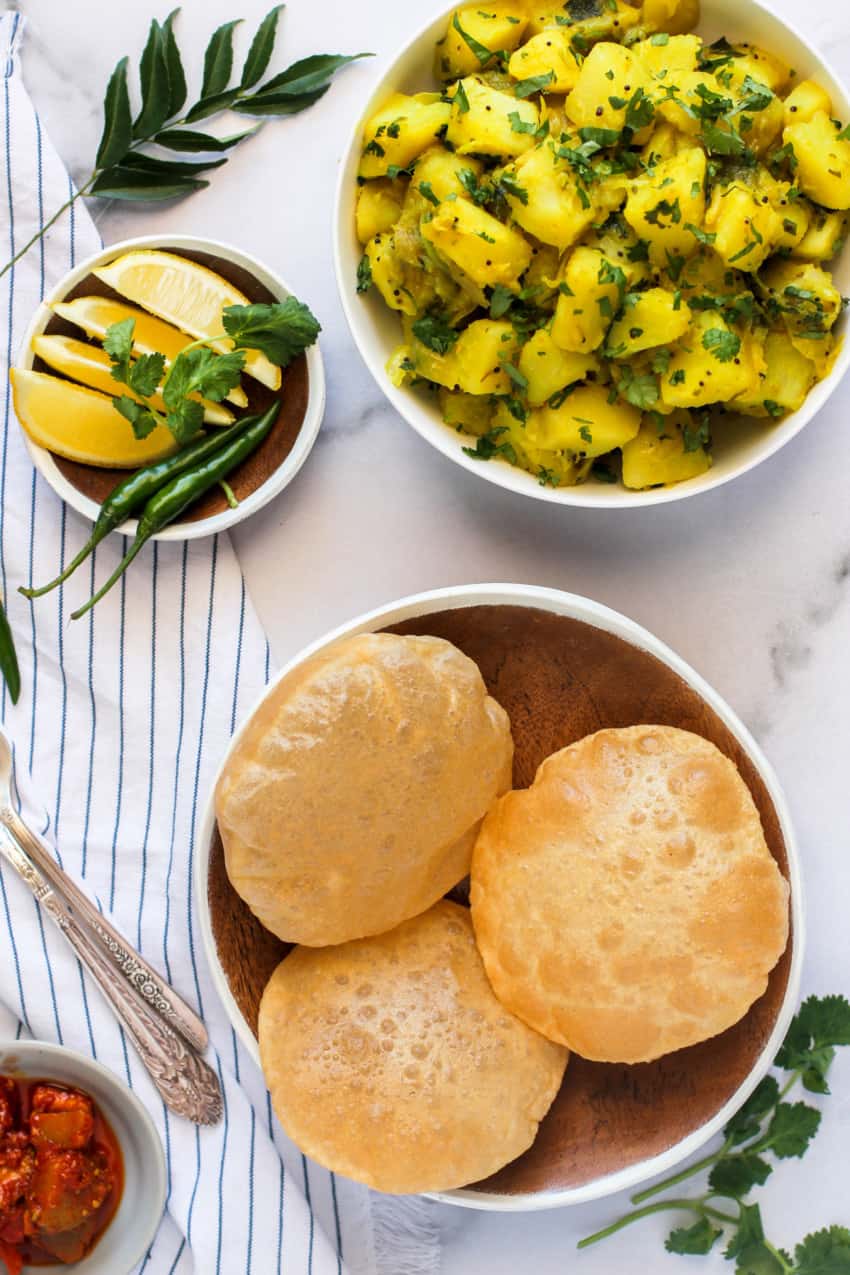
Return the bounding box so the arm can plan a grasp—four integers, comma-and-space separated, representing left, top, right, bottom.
759, 259, 843, 341
661, 312, 762, 408
732, 330, 816, 418
704, 184, 783, 270
454, 319, 522, 394
551, 247, 623, 352
784, 112, 850, 210
359, 93, 452, 180
640, 0, 700, 36
440, 388, 492, 434
356, 180, 406, 244
447, 78, 538, 158
624, 148, 706, 267
365, 233, 416, 315
518, 328, 600, 405
566, 44, 650, 133
795, 209, 849, 261
509, 30, 582, 94
421, 199, 533, 289
434, 4, 528, 81
605, 287, 691, 357
634, 34, 701, 78
502, 143, 596, 250
622, 412, 711, 488
783, 79, 832, 128
526, 383, 641, 456
411, 147, 483, 203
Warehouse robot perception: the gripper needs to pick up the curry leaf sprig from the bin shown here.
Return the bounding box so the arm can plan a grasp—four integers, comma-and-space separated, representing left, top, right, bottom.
104, 298, 321, 446
1, 8, 370, 278
579, 996, 850, 1273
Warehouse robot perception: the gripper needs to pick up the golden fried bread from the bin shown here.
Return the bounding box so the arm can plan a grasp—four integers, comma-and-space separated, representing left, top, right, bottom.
471, 726, 790, 1063
216, 633, 513, 945
259, 901, 567, 1192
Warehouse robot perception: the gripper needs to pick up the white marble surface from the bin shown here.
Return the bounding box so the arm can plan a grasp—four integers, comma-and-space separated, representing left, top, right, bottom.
12, 0, 850, 1269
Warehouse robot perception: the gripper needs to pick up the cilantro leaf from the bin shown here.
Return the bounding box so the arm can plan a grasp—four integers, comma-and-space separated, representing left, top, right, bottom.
356, 253, 373, 293
112, 394, 159, 440
514, 70, 555, 99
708, 1153, 772, 1199
418, 180, 439, 205
795, 1226, 850, 1274
489, 283, 514, 319
166, 397, 205, 446
725, 1076, 781, 1145
702, 326, 741, 362
411, 313, 458, 355
798, 995, 850, 1049
500, 357, 528, 392
462, 425, 516, 463
452, 12, 493, 67
617, 365, 658, 409
499, 172, 529, 205
725, 1203, 768, 1261
683, 412, 711, 453
702, 120, 750, 157
666, 1217, 722, 1256
163, 346, 246, 409
765, 1101, 821, 1159
126, 351, 166, 399
222, 297, 321, 368
104, 317, 136, 382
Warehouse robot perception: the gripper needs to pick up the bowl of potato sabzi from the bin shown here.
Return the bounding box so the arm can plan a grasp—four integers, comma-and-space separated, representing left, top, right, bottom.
335, 0, 850, 505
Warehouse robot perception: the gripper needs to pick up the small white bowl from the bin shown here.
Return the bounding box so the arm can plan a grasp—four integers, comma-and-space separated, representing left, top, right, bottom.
15, 233, 325, 541
0, 1039, 166, 1273
195, 581, 804, 1211
333, 0, 850, 508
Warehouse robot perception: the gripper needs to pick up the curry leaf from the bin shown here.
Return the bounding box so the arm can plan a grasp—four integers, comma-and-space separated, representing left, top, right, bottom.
255, 52, 371, 98
241, 5, 286, 89
134, 19, 171, 139
201, 19, 242, 98
153, 127, 257, 152
161, 10, 188, 117
96, 57, 132, 169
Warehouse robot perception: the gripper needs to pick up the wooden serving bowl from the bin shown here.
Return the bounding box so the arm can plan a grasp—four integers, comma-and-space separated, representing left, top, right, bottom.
15, 234, 325, 541
196, 584, 803, 1210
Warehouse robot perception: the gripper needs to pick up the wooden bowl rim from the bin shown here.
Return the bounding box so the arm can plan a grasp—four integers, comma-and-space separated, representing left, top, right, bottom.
14, 233, 325, 542
194, 583, 805, 1211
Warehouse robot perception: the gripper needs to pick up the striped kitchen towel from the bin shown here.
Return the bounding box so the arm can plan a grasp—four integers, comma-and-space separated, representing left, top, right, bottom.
0, 12, 439, 1275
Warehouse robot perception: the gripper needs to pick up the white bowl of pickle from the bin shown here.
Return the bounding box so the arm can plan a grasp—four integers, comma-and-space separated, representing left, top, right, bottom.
333, 0, 850, 506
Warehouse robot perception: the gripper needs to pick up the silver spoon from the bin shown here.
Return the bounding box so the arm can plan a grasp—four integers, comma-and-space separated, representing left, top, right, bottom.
0, 726, 223, 1125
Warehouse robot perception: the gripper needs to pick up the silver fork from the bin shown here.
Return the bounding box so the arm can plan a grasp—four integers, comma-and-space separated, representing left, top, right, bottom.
0, 726, 223, 1125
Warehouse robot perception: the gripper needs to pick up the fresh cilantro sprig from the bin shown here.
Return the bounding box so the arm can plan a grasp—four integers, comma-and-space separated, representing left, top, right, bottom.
2, 8, 370, 279
104, 296, 320, 445
578, 995, 850, 1273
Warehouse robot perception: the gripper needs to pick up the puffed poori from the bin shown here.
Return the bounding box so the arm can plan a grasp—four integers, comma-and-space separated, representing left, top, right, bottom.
216, 632, 513, 946
471, 726, 790, 1064
258, 900, 568, 1192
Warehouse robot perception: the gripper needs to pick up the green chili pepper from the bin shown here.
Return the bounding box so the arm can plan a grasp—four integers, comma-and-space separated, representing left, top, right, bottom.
0, 595, 21, 704
71, 403, 278, 621
21, 413, 269, 600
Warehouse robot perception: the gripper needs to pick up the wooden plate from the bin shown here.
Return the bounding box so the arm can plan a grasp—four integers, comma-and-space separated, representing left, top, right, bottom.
201, 591, 800, 1206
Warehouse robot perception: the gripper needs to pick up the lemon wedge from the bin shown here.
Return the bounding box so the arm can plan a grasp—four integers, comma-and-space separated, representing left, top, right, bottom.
33, 333, 234, 428
53, 296, 248, 409
92, 251, 282, 391
11, 368, 179, 468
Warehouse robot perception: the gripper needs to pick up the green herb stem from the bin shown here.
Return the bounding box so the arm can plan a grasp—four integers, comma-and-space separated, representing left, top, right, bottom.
219, 479, 238, 508
578, 1198, 737, 1250
630, 1137, 735, 1204
0, 176, 96, 280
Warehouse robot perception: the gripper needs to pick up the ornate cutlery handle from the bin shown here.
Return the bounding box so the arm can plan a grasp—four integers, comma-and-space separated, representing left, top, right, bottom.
0, 804, 208, 1053
0, 829, 223, 1125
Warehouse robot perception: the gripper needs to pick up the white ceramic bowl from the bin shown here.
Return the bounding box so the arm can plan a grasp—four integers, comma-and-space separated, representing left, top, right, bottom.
195, 581, 804, 1210
333, 0, 850, 508
0, 1038, 166, 1272
15, 233, 325, 541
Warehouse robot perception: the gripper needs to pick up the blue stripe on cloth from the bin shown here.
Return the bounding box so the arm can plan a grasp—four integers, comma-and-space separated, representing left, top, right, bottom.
108, 544, 127, 910
137, 541, 158, 948
1, 54, 17, 718
185, 534, 219, 1015
331, 1175, 343, 1273
214, 1053, 230, 1275
303, 1156, 315, 1274
267, 1092, 285, 1273
247, 1105, 256, 1273
162, 544, 189, 984
80, 550, 98, 877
